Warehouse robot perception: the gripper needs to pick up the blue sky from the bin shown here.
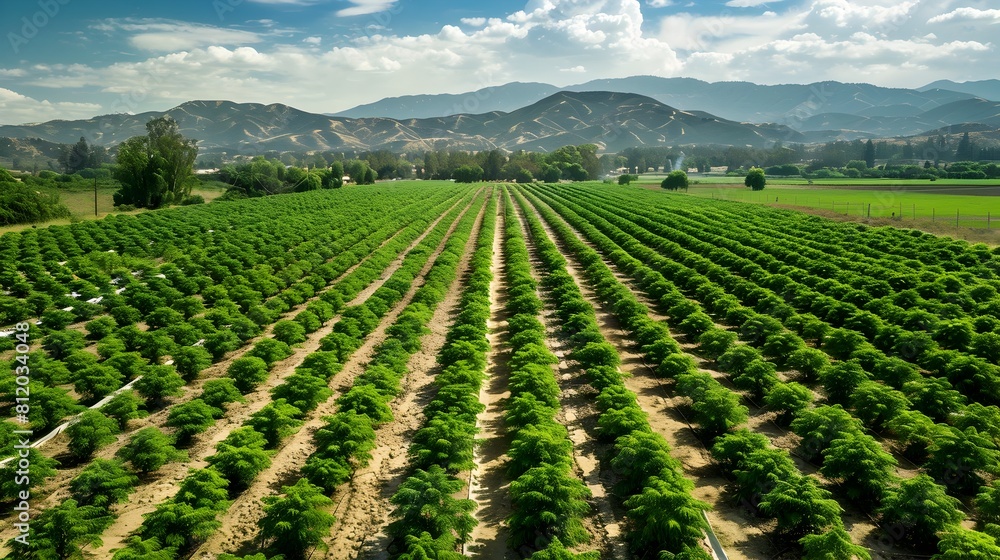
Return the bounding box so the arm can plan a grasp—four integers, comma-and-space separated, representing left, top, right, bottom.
0, 0, 997, 124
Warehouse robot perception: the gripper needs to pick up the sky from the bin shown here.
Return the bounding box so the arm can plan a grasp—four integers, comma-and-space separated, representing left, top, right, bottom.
0, 0, 997, 125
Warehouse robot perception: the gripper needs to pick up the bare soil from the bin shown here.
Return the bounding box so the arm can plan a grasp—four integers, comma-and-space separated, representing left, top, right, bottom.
465, 197, 517, 559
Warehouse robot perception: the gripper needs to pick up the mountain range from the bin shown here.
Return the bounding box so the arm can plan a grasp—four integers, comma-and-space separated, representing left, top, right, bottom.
1, 77, 998, 154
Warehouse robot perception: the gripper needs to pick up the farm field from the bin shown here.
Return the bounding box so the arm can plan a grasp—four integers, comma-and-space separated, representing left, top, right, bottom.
2, 181, 1000, 560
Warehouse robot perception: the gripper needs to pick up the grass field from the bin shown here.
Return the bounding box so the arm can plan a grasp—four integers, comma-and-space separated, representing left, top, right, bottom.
636, 173, 1000, 188
0, 180, 229, 234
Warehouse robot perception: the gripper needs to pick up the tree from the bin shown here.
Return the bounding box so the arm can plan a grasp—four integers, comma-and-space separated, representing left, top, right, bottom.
661, 170, 689, 191
227, 356, 270, 394
509, 463, 591, 549
166, 399, 217, 445
259, 478, 335, 560
272, 320, 307, 345
59, 136, 93, 174
176, 468, 231, 511
711, 429, 770, 471
206, 427, 271, 491
388, 466, 476, 547
11, 499, 112, 560
850, 381, 909, 431
819, 360, 869, 405
326, 161, 344, 189
934, 529, 1000, 559
70, 459, 139, 508
864, 139, 876, 169
138, 501, 220, 552
791, 405, 863, 460
101, 389, 146, 429
954, 132, 975, 162
624, 475, 710, 554
271, 372, 332, 414
528, 538, 600, 560
134, 365, 185, 408
30, 384, 84, 432
74, 364, 124, 402
200, 378, 246, 415
764, 382, 814, 425
113, 116, 197, 209
0, 448, 58, 501
172, 346, 212, 381
116, 427, 186, 474
799, 526, 871, 560
247, 399, 304, 448
109, 537, 178, 560
744, 167, 766, 191
692, 387, 747, 438
925, 426, 998, 494
66, 410, 120, 460
759, 476, 842, 536
879, 474, 963, 550
452, 165, 484, 183
821, 433, 897, 508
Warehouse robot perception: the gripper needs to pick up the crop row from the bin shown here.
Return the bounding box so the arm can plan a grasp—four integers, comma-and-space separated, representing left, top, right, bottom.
511, 188, 721, 559
384, 189, 498, 559
109, 189, 482, 560
525, 183, 998, 557
1, 188, 472, 559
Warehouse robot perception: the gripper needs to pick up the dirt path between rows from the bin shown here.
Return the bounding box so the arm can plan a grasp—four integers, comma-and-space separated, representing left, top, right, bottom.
190, 192, 484, 559
338, 191, 491, 560
465, 196, 516, 559
509, 193, 627, 560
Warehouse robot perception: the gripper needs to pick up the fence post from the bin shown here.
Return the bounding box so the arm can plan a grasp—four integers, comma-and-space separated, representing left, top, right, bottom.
867, 203, 871, 218
989, 212, 991, 230
957, 209, 960, 227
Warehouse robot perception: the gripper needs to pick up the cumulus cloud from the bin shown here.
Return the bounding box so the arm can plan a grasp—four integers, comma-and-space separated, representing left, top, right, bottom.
336, 0, 397, 17
646, 0, 673, 7
4, 0, 999, 122
726, 0, 782, 7
928, 8, 1000, 24
0, 88, 103, 125
92, 19, 262, 52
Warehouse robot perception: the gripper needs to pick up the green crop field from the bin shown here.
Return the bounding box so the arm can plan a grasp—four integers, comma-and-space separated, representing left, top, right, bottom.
2, 181, 1000, 560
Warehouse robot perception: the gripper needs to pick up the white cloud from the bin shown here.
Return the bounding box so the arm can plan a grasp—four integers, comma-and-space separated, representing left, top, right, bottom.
928, 8, 1000, 24
646, 0, 674, 7
0, 88, 102, 125
92, 19, 262, 52
337, 0, 397, 17
726, 0, 782, 8
4, 0, 1000, 123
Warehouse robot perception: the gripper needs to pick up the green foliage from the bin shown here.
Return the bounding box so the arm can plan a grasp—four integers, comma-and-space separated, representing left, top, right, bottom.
509, 463, 591, 549
138, 501, 221, 552
273, 320, 307, 345
176, 468, 231, 511
66, 410, 120, 460
764, 382, 814, 425
759, 476, 842, 536
799, 526, 871, 560
933, 529, 1000, 559
227, 356, 270, 394
821, 433, 897, 508
206, 427, 271, 491
0, 180, 72, 226
117, 427, 185, 474
8, 499, 112, 560
624, 475, 710, 554
70, 458, 139, 508
879, 474, 964, 550
248, 399, 304, 448
388, 466, 476, 548
200, 378, 246, 414
113, 116, 198, 208
134, 365, 185, 408
172, 346, 213, 380
260, 478, 335, 560
0, 447, 58, 500
166, 399, 218, 444
100, 389, 146, 429
744, 167, 766, 190
661, 170, 689, 191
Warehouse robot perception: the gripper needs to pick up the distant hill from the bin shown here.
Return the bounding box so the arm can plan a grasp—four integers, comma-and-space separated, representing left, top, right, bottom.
0, 92, 804, 153
332, 82, 560, 119
338, 76, 980, 129
919, 80, 1000, 102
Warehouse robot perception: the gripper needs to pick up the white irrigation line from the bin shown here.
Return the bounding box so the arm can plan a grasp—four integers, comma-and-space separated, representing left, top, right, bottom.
0, 375, 144, 467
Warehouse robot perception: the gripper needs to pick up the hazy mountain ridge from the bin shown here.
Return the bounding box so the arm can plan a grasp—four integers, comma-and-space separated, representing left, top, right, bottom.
1, 82, 998, 154
0, 92, 806, 153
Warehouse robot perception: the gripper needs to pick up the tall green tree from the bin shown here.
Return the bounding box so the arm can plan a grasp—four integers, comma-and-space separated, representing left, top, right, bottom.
113, 116, 197, 208
744, 167, 766, 191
